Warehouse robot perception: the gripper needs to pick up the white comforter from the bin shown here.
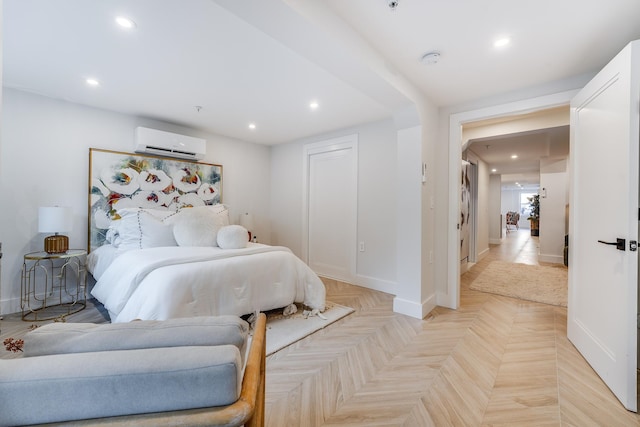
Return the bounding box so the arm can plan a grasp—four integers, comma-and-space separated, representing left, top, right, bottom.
90, 244, 326, 323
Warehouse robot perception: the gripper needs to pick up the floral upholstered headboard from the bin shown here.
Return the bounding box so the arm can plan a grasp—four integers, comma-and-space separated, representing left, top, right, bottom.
88, 148, 223, 253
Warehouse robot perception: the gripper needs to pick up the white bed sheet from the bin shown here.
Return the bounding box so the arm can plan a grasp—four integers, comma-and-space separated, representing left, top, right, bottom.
90, 243, 326, 323
87, 244, 120, 281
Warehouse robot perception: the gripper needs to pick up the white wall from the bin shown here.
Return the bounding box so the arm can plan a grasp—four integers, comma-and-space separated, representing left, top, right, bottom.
395, 125, 425, 316
539, 158, 568, 263
270, 118, 398, 291
488, 174, 502, 244
0, 88, 271, 314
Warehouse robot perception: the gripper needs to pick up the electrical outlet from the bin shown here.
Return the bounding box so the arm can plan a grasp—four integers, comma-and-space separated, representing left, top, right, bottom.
359, 242, 365, 252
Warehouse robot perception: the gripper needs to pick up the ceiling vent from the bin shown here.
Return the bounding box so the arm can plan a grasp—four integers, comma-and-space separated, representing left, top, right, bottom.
134, 127, 206, 161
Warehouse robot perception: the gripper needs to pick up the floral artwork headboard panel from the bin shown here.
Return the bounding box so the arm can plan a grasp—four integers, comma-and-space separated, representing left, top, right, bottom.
88, 148, 223, 253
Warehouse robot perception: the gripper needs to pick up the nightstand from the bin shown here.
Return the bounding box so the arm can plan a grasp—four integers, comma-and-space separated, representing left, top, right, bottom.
21, 249, 87, 321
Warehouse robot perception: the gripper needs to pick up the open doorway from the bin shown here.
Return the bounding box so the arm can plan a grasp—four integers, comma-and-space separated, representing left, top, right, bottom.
444, 91, 576, 310
456, 112, 571, 309
463, 121, 569, 267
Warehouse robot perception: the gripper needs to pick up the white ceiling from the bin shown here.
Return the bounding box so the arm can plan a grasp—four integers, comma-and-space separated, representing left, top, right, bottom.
467, 126, 569, 189
324, 0, 640, 107
4, 0, 640, 146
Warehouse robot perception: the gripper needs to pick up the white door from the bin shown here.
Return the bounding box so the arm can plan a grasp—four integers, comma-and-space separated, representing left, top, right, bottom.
568, 40, 639, 411
304, 136, 357, 282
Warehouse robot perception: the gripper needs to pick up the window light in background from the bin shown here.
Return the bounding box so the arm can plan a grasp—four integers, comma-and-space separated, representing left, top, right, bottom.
38, 206, 72, 253
239, 212, 254, 241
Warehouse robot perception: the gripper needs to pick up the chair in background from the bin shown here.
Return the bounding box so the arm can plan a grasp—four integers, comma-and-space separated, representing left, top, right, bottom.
505, 211, 520, 233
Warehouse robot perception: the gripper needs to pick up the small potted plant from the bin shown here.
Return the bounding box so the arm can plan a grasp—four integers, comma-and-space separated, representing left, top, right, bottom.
527, 194, 540, 236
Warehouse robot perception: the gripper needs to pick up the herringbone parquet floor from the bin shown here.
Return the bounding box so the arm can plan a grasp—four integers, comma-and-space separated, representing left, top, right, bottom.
2, 229, 638, 425
265, 230, 640, 426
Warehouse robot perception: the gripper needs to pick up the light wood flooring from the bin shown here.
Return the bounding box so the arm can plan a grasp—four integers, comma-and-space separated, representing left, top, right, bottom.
2, 229, 639, 425
266, 229, 640, 426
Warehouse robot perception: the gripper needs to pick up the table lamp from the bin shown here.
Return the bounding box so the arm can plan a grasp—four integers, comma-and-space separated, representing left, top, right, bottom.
38, 206, 72, 253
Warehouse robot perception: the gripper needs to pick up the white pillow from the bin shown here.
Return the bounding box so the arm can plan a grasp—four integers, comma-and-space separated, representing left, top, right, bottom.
217, 225, 249, 249
201, 204, 230, 226
205, 203, 228, 215
104, 226, 121, 247
172, 208, 220, 247
114, 208, 177, 251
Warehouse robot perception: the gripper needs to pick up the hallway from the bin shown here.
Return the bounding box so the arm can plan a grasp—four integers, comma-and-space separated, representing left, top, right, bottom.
489, 227, 544, 266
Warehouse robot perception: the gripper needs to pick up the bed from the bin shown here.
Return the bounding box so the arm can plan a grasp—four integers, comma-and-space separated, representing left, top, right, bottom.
89, 242, 326, 323
87, 149, 326, 322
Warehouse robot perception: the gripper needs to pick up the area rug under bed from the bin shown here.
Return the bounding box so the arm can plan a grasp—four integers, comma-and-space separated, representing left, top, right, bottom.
256, 301, 354, 355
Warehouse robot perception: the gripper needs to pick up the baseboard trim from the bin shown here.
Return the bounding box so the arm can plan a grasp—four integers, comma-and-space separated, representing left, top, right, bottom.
1, 296, 23, 317
489, 238, 502, 245
393, 293, 436, 319
436, 291, 457, 310
539, 254, 564, 264
355, 274, 396, 294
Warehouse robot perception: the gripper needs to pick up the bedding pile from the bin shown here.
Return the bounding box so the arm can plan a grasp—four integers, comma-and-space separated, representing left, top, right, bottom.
88, 205, 326, 322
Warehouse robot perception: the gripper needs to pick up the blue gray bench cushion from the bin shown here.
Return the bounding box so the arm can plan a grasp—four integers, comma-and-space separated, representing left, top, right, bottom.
23, 315, 248, 360
0, 345, 242, 427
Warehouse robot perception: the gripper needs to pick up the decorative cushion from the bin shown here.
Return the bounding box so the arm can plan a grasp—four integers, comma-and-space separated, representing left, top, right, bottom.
170, 205, 230, 247
172, 208, 219, 246
203, 204, 230, 226
0, 345, 242, 426
217, 225, 249, 249
24, 315, 249, 360
113, 208, 178, 251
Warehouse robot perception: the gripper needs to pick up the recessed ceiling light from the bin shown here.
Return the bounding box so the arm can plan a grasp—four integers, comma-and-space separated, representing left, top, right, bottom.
309, 101, 319, 110
511, 154, 518, 159
491, 168, 497, 173
494, 37, 511, 48
115, 16, 136, 29
248, 123, 256, 130
86, 78, 100, 87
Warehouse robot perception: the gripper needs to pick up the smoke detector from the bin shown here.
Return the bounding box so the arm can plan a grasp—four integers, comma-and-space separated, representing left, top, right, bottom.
420, 51, 441, 65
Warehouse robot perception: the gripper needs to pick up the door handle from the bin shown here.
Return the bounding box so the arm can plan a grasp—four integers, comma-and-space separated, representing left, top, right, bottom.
597, 238, 626, 251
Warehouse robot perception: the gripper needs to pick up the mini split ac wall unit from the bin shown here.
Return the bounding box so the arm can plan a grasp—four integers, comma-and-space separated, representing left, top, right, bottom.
134, 127, 206, 161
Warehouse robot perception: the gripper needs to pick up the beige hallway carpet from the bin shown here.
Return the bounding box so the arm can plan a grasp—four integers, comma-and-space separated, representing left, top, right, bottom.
469, 260, 568, 306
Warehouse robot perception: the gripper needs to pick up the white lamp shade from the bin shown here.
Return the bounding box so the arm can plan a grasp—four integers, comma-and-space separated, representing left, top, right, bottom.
38, 207, 72, 233
239, 212, 254, 231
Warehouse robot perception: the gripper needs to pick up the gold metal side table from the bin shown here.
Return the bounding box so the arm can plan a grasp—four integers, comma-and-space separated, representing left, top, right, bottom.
21, 249, 87, 321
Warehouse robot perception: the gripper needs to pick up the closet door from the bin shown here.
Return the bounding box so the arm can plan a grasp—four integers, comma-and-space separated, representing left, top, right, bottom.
303, 135, 357, 283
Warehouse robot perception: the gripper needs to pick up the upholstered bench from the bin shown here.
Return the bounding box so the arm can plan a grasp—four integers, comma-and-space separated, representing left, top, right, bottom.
0, 314, 266, 427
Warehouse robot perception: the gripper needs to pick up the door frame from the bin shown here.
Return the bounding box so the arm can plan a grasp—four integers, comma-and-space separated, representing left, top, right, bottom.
466, 158, 479, 265
444, 90, 579, 309
459, 159, 478, 272
302, 134, 358, 282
